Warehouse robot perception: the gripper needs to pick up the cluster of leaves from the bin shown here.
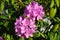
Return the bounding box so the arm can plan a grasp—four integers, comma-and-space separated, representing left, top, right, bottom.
0, 0, 60, 40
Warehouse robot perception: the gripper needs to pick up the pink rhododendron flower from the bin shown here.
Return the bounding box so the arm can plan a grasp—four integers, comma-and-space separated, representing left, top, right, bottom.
24, 1, 45, 21
0, 37, 3, 40
15, 16, 36, 38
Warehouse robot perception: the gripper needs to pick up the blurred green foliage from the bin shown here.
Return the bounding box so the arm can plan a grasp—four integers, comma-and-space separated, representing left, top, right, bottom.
0, 0, 60, 40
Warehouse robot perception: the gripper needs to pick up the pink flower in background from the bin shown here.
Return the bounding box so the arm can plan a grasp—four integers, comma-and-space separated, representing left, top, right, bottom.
15, 16, 36, 38
0, 37, 3, 40
24, 1, 45, 21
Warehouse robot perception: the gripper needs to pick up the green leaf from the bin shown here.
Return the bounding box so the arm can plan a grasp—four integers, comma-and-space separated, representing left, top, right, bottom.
58, 32, 60, 40
6, 0, 9, 3
4, 33, 7, 40
34, 32, 40, 38
19, 0, 22, 2
6, 9, 8, 14
0, 22, 3, 25
53, 24, 59, 32
8, 14, 11, 19
10, 35, 14, 40
54, 33, 57, 40
53, 18, 57, 22
29, 0, 32, 2
0, 15, 8, 19
50, 8, 57, 18
40, 33, 45, 38
49, 32, 54, 40
0, 2, 4, 13
14, 4, 18, 10
7, 34, 11, 40
50, 0, 54, 8
4, 21, 9, 27
12, 0, 15, 4
55, 0, 59, 7
4, 33, 14, 40
19, 37, 24, 40
28, 38, 33, 40
39, 20, 43, 27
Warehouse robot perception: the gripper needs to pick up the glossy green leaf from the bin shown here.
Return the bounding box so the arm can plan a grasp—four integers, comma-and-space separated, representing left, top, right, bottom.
7, 34, 10, 40
50, 8, 57, 18
55, 0, 59, 7
50, 0, 54, 8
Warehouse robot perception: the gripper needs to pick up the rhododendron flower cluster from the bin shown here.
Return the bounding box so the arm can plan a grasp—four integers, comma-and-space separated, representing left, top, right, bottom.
15, 16, 36, 38
15, 1, 45, 38
24, 1, 45, 20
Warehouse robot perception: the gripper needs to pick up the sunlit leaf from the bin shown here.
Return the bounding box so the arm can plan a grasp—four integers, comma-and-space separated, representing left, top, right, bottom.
19, 0, 22, 2
6, 9, 8, 14
6, 0, 9, 3
0, 2, 4, 13
54, 33, 57, 40
7, 34, 10, 40
55, 0, 59, 7
50, 8, 57, 18
12, 0, 15, 4
53, 24, 59, 32
50, 0, 54, 8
